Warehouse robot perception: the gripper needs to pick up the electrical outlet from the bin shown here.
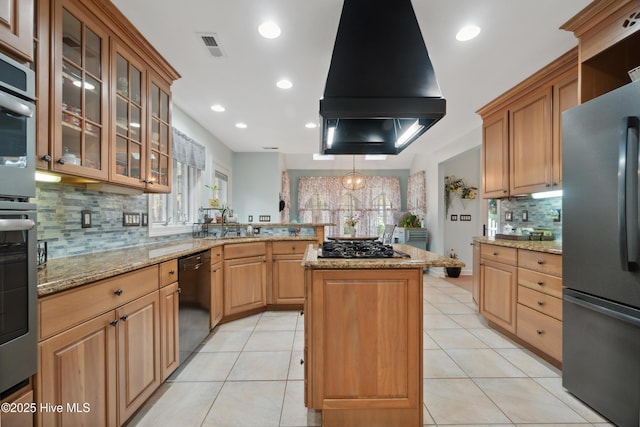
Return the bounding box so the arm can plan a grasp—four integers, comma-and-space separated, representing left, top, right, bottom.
81, 210, 92, 228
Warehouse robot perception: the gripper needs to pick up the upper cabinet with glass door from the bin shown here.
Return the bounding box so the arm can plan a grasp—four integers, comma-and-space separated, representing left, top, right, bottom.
51, 4, 108, 180
147, 73, 171, 192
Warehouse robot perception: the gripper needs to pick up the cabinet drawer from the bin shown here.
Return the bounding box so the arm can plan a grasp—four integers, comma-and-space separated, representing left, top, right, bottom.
480, 244, 517, 265
518, 285, 562, 320
518, 250, 562, 276
272, 240, 315, 255
517, 304, 562, 362
159, 259, 178, 287
39, 266, 159, 340
517, 268, 562, 298
210, 245, 223, 262
224, 242, 266, 259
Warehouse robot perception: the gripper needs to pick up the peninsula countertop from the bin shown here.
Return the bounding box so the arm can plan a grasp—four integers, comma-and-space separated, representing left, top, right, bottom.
473, 236, 562, 254
37, 236, 319, 297
302, 243, 465, 269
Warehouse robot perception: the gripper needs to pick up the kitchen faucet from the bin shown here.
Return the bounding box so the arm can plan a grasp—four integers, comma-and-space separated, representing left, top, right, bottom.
220, 208, 228, 237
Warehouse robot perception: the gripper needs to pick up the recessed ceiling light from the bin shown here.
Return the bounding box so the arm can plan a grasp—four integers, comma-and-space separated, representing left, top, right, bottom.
276, 79, 293, 89
258, 21, 281, 39
456, 25, 481, 41
235, 122, 248, 129
365, 155, 387, 160
305, 122, 317, 129
313, 154, 334, 160
211, 104, 226, 112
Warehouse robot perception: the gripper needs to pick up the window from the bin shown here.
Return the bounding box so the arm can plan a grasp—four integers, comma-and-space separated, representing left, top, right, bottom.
149, 158, 201, 236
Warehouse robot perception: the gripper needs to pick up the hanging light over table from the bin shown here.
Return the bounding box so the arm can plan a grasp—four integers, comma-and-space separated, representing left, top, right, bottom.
342, 156, 365, 190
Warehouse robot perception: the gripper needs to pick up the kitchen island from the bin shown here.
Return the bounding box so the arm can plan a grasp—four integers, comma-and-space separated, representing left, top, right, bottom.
302, 243, 463, 427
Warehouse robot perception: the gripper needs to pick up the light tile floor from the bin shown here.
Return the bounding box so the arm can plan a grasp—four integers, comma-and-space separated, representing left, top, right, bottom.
126, 274, 613, 427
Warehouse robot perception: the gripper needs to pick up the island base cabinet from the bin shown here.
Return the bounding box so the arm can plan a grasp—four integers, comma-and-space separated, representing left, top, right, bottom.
306, 269, 423, 427
38, 311, 118, 427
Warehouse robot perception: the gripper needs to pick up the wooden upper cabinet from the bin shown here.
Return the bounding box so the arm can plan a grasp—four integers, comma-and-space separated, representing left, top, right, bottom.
561, 0, 640, 103
37, 0, 180, 191
51, 2, 109, 179
0, 0, 34, 61
552, 69, 579, 189
509, 86, 552, 195
482, 111, 509, 198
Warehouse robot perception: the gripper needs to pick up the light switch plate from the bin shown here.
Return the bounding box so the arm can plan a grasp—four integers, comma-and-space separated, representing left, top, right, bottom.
259, 215, 271, 222
123, 212, 141, 226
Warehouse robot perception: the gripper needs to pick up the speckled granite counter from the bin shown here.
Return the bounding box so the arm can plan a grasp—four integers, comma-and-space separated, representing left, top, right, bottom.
473, 236, 562, 255
302, 243, 465, 269
37, 236, 318, 297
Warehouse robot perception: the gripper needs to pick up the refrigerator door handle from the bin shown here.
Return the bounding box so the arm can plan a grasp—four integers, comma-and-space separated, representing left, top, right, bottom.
565, 293, 640, 327
618, 116, 640, 271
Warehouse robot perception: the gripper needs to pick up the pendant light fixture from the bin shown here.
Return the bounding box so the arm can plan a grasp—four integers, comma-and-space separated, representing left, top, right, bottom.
342, 156, 365, 190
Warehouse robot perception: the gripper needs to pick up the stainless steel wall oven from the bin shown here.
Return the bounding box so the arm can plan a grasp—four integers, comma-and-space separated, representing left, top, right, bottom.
0, 50, 37, 395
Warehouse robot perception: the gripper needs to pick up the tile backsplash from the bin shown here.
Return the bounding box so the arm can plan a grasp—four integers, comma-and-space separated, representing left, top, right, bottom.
498, 196, 562, 239
35, 182, 187, 259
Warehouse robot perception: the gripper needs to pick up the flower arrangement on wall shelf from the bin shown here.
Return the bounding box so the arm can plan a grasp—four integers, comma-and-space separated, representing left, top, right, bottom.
444, 175, 478, 215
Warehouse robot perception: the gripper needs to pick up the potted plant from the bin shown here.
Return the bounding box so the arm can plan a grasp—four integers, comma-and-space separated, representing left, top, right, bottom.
399, 213, 421, 228
205, 183, 220, 207
445, 248, 461, 278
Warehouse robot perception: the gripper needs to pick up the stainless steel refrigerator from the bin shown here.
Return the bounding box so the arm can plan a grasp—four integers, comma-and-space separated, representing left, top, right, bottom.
563, 80, 640, 427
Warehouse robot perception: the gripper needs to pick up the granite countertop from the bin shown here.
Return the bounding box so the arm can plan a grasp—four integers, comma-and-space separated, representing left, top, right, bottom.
473, 236, 562, 255
37, 236, 318, 297
302, 243, 465, 269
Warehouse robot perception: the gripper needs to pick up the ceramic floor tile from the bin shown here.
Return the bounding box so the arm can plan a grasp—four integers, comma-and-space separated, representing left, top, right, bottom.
423, 404, 435, 424
424, 313, 463, 329
296, 313, 305, 331
215, 313, 261, 332
227, 350, 291, 381
172, 352, 239, 382
293, 330, 304, 351
423, 349, 467, 378
202, 380, 286, 427
475, 378, 587, 424
423, 331, 440, 349
534, 377, 610, 423
423, 302, 442, 314
255, 314, 298, 331
199, 330, 251, 352
446, 349, 527, 378
449, 313, 489, 329
496, 348, 560, 378
280, 381, 322, 426
126, 381, 222, 427
424, 292, 459, 304
427, 328, 489, 349
244, 330, 295, 351
468, 328, 521, 349
430, 301, 477, 314
423, 378, 511, 424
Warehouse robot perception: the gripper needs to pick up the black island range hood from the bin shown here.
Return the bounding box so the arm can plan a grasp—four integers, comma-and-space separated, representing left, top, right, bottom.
320, 0, 446, 155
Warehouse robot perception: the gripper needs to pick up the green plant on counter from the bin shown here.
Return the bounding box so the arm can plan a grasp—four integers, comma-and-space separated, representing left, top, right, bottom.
400, 213, 421, 228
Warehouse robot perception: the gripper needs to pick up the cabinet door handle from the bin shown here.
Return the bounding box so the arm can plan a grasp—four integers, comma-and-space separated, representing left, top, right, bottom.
169, 269, 176, 275
177, 287, 182, 294
114, 289, 123, 296
536, 329, 544, 335
110, 320, 119, 327
212, 269, 218, 273
545, 183, 551, 187
41, 154, 52, 162
537, 300, 544, 306
300, 359, 304, 365
493, 252, 498, 256
300, 310, 304, 316
292, 246, 296, 250
120, 314, 128, 321
537, 259, 545, 265
537, 281, 544, 286
57, 158, 65, 165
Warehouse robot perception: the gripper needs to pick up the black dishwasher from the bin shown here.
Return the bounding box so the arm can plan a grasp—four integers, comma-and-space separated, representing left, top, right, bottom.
178, 250, 211, 363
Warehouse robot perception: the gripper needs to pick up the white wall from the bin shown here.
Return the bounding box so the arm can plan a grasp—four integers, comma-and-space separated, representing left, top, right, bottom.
410, 126, 483, 268
232, 152, 282, 223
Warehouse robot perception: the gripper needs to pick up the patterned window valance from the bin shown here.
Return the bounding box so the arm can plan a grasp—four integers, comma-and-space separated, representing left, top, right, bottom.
172, 127, 206, 170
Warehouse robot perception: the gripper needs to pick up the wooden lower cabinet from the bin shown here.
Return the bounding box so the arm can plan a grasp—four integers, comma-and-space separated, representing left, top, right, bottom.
272, 256, 305, 304
0, 387, 34, 427
305, 268, 423, 427
159, 282, 179, 381
224, 255, 267, 316
480, 259, 517, 334
210, 260, 224, 329
39, 311, 118, 427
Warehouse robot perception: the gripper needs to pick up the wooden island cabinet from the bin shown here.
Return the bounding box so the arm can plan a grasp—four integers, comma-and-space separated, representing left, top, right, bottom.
302, 244, 463, 427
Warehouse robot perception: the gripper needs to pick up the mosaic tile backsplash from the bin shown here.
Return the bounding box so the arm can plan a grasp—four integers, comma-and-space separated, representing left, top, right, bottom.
35, 183, 183, 259
498, 196, 562, 239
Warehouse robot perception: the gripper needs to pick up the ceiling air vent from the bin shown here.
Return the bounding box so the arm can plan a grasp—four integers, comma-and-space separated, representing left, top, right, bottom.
199, 33, 225, 58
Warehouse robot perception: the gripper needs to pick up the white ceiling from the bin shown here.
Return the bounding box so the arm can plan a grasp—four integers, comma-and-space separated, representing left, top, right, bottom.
111, 0, 591, 170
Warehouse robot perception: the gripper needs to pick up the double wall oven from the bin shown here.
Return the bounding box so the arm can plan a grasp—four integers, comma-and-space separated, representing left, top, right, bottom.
0, 51, 37, 395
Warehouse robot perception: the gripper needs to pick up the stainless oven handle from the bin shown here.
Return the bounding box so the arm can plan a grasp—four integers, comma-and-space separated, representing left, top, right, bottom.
0, 92, 34, 118
0, 219, 36, 231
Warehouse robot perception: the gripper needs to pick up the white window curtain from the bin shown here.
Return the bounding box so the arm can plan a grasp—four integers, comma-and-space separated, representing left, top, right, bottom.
280, 171, 290, 223
298, 176, 400, 237
407, 170, 426, 220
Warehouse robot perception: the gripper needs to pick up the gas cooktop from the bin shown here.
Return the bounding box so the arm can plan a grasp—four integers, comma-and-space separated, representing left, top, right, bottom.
318, 240, 410, 259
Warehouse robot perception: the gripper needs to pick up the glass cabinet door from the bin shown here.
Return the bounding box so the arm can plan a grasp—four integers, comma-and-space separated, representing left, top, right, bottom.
112, 45, 146, 187
148, 74, 172, 192
54, 5, 108, 178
